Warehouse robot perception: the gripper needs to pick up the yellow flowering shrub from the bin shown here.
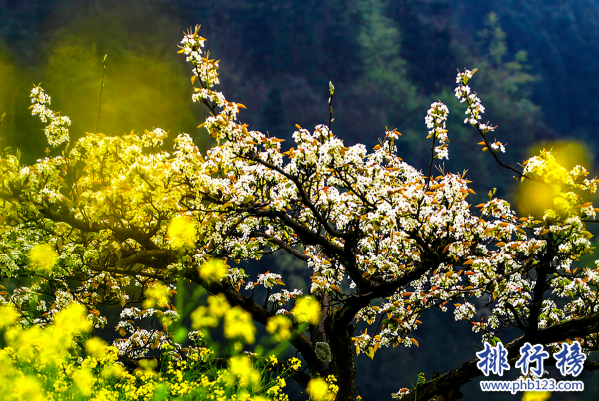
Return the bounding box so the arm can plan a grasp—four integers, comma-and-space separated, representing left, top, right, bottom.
0, 299, 295, 401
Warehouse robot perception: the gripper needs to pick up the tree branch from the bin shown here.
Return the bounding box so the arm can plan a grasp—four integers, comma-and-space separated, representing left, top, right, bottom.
402, 310, 599, 401
184, 269, 319, 369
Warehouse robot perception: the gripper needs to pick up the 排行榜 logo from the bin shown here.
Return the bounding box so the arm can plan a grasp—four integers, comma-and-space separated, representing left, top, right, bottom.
476, 341, 586, 394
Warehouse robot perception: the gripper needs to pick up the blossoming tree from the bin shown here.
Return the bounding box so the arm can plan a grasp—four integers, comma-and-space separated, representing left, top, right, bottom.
2, 26, 599, 401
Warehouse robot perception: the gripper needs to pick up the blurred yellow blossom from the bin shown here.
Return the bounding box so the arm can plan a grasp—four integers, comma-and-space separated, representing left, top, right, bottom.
72, 367, 95, 396
11, 375, 45, 401
307, 378, 328, 401
292, 296, 321, 325
199, 259, 227, 282
266, 315, 293, 340
143, 283, 171, 308
168, 215, 197, 248
191, 293, 230, 329
227, 355, 260, 389
101, 362, 126, 379
28, 243, 58, 272
223, 306, 255, 343
0, 305, 18, 328
522, 391, 551, 401
86, 337, 108, 358
191, 305, 219, 329
207, 293, 231, 317
54, 303, 92, 337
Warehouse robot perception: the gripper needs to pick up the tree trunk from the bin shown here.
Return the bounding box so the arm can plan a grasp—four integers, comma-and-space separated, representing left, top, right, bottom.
329, 323, 357, 401
308, 293, 357, 401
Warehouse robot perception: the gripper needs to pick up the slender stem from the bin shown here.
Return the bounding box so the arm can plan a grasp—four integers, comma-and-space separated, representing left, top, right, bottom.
94, 54, 107, 134
0, 112, 5, 158
475, 124, 526, 179
425, 135, 436, 190
328, 81, 335, 131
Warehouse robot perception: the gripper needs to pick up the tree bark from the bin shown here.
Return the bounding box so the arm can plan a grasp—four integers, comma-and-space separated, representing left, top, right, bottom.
328, 323, 357, 401
307, 293, 357, 401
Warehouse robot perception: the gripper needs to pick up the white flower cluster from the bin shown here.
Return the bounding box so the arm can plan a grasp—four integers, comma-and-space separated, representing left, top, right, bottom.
246, 272, 284, 290
30, 86, 71, 146
180, 26, 246, 142
490, 141, 506, 153
424, 102, 450, 160
268, 289, 303, 307
113, 329, 170, 358
453, 301, 476, 321
454, 69, 496, 135
179, 27, 219, 87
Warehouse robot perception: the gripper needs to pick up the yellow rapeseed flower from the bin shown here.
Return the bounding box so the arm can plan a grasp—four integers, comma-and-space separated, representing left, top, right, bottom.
28, 243, 58, 272
191, 293, 231, 329
101, 363, 125, 379
12, 375, 45, 401
0, 305, 18, 328
54, 303, 92, 336
208, 293, 231, 317
292, 296, 321, 325
266, 315, 293, 340
307, 378, 328, 401
191, 305, 219, 329
227, 355, 260, 389
168, 215, 197, 248
223, 306, 256, 343
199, 259, 227, 282
72, 367, 95, 396
86, 337, 108, 358
288, 357, 302, 371
143, 283, 171, 308
522, 391, 551, 401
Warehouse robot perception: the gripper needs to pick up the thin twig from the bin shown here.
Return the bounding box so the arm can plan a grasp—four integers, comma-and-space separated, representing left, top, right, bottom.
328, 81, 334, 131
94, 54, 107, 134
425, 134, 436, 190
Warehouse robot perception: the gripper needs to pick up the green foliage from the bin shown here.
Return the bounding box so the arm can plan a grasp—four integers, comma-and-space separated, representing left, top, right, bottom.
351, 0, 421, 131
